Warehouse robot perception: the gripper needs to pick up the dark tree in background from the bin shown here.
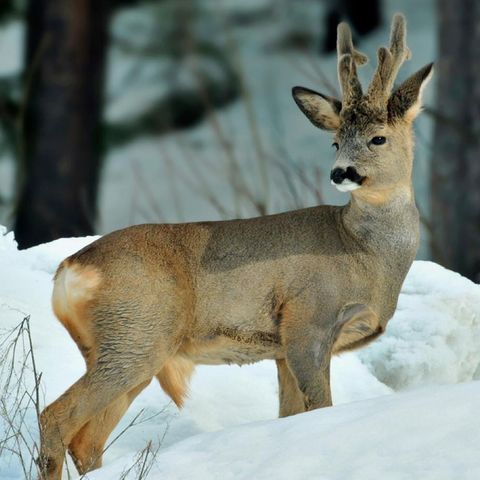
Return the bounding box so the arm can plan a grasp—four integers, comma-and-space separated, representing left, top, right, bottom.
10, 0, 237, 248
14, 0, 111, 248
322, 0, 381, 53
431, 0, 480, 281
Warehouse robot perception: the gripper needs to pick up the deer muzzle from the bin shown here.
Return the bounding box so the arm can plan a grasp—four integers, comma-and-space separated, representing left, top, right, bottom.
330, 167, 365, 192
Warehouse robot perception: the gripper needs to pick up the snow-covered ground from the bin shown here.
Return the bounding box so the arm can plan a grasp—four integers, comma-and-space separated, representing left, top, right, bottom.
1, 227, 480, 479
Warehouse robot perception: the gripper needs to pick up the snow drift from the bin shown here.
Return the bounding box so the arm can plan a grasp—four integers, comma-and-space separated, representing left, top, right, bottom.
1, 226, 479, 479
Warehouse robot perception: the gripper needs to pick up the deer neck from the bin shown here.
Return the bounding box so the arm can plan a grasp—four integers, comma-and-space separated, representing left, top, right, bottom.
340, 183, 419, 254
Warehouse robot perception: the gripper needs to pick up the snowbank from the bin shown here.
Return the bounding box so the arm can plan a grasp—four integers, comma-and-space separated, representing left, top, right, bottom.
1, 227, 479, 479
92, 381, 480, 480
360, 261, 480, 390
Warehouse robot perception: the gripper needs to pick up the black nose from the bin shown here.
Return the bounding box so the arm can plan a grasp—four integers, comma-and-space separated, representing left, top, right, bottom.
330, 167, 346, 184
330, 166, 364, 184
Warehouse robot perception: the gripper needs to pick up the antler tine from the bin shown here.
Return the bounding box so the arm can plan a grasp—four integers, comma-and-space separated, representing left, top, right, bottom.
367, 13, 411, 105
337, 22, 368, 105
387, 14, 411, 84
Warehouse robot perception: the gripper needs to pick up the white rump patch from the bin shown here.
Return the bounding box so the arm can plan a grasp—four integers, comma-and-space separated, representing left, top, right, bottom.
331, 179, 361, 192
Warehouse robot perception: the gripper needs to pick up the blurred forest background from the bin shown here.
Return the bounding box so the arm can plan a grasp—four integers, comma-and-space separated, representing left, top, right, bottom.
0, 0, 478, 280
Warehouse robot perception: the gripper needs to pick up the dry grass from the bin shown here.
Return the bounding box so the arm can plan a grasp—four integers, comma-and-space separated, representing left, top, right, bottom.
0, 315, 168, 479
0, 316, 42, 479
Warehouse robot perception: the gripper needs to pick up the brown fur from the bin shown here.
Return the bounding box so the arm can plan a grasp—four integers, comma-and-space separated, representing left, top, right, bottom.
276, 359, 306, 417
68, 380, 150, 474
38, 15, 433, 479
156, 356, 195, 407
292, 87, 341, 131
332, 304, 382, 353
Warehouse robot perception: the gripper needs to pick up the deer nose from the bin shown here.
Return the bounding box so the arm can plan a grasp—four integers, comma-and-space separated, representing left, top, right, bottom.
330, 168, 346, 184
330, 166, 364, 184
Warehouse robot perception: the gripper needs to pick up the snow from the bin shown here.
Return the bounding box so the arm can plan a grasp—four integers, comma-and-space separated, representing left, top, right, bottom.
1, 229, 480, 479
93, 381, 480, 480
359, 261, 480, 389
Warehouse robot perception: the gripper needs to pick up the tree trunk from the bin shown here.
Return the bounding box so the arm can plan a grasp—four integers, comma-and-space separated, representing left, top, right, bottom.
431, 0, 480, 280
14, 0, 110, 248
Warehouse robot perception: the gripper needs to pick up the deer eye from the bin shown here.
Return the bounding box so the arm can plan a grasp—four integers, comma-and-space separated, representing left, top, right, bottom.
371, 136, 386, 145
332, 142, 339, 151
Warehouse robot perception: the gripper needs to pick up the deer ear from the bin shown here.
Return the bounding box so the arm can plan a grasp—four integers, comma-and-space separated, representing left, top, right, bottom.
388, 62, 434, 122
292, 86, 342, 131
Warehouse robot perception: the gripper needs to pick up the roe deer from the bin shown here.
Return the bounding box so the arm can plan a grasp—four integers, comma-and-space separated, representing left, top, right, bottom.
38, 14, 433, 479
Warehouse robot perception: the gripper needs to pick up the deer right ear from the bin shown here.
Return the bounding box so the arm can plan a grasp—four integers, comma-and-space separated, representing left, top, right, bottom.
292, 86, 342, 131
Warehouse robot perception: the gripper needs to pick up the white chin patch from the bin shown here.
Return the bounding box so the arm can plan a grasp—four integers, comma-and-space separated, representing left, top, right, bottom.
331, 179, 361, 192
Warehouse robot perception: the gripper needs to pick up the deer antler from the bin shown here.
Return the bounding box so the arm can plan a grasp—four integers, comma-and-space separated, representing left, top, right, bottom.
367, 13, 411, 106
337, 22, 368, 106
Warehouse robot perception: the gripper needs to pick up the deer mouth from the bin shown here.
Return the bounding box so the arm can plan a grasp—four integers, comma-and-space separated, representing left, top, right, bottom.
330, 167, 366, 192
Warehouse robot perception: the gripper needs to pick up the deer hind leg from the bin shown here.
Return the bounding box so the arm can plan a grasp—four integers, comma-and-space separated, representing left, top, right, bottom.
49, 261, 143, 475
43, 259, 191, 478
276, 359, 306, 417
66, 355, 195, 475
38, 361, 153, 480
67, 379, 151, 475
40, 311, 164, 478
67, 353, 195, 473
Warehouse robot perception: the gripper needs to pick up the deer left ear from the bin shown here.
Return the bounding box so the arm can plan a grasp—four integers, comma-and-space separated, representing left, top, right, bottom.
388, 62, 434, 122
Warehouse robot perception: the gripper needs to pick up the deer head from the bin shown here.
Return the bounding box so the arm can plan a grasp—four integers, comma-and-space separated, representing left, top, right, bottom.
293, 14, 433, 201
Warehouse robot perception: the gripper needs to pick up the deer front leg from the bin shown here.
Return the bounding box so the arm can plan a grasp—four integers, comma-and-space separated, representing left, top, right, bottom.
283, 325, 334, 412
